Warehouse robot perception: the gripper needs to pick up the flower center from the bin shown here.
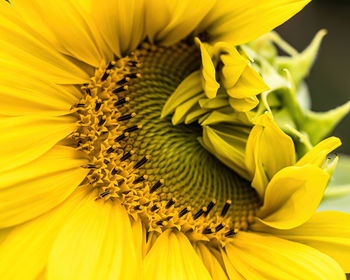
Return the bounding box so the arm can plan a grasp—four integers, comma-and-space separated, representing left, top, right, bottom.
72, 40, 260, 243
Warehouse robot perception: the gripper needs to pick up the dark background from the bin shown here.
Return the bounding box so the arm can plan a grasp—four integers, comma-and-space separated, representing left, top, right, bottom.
276, 0, 350, 154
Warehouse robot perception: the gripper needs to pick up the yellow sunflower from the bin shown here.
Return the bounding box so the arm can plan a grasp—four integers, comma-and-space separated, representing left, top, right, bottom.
1, 0, 349, 279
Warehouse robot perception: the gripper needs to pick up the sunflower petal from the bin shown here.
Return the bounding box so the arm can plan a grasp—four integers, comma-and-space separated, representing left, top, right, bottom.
10, 0, 112, 67
195, 242, 228, 280
0, 227, 11, 245
245, 112, 295, 198
228, 96, 259, 112
201, 0, 311, 46
131, 217, 147, 259
221, 250, 245, 280
195, 37, 220, 99
258, 165, 329, 229
202, 124, 250, 180
296, 137, 342, 167
0, 71, 78, 116
90, 0, 145, 57
0, 187, 88, 280
172, 93, 205, 125
0, 116, 77, 173
226, 65, 269, 99
144, 230, 212, 280
252, 211, 350, 273
0, 1, 89, 84
223, 231, 345, 279
146, 0, 215, 46
47, 193, 138, 280
0, 145, 88, 228
162, 71, 203, 118
214, 42, 248, 88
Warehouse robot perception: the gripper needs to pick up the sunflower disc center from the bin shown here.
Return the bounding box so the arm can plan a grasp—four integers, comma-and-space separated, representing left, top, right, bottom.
72, 40, 259, 242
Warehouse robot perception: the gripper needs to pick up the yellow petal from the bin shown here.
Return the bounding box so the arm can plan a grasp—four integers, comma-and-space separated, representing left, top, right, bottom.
228, 96, 259, 112
144, 230, 211, 280
201, 0, 311, 46
11, 0, 112, 67
162, 71, 203, 118
0, 227, 11, 245
157, 0, 215, 45
221, 249, 245, 280
202, 125, 250, 180
35, 271, 46, 280
195, 37, 220, 99
220, 52, 247, 88
194, 242, 228, 280
0, 116, 77, 173
146, 0, 215, 46
184, 105, 209, 124
48, 193, 138, 280
258, 165, 329, 229
214, 42, 248, 88
91, 0, 145, 57
245, 112, 296, 198
0, 186, 89, 280
6, 0, 56, 45
224, 231, 345, 279
199, 96, 228, 110
0, 1, 89, 84
226, 64, 269, 99
0, 70, 79, 116
131, 217, 147, 260
252, 211, 350, 273
296, 137, 341, 167
200, 109, 253, 127
145, 0, 170, 43
245, 120, 269, 198
172, 93, 205, 125
0, 145, 88, 228
144, 231, 160, 257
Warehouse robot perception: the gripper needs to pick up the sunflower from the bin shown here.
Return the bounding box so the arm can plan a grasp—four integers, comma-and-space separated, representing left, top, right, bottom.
1, 0, 349, 279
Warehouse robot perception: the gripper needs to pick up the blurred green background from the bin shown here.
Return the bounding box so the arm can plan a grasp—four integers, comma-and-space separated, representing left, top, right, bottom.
276, 0, 350, 154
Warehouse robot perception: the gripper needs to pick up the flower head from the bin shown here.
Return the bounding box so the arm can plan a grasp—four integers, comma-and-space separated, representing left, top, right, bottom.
0, 0, 349, 279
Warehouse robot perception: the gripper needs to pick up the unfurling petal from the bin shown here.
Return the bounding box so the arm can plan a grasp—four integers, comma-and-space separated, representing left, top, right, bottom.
246, 112, 295, 198
257, 165, 329, 229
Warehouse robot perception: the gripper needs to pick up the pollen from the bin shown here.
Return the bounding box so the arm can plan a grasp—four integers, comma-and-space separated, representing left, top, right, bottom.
70, 40, 260, 244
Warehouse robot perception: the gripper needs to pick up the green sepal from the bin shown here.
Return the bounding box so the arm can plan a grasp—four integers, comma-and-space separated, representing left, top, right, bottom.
246, 34, 278, 65
276, 30, 327, 88
300, 101, 350, 145
295, 82, 311, 110
267, 76, 350, 151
